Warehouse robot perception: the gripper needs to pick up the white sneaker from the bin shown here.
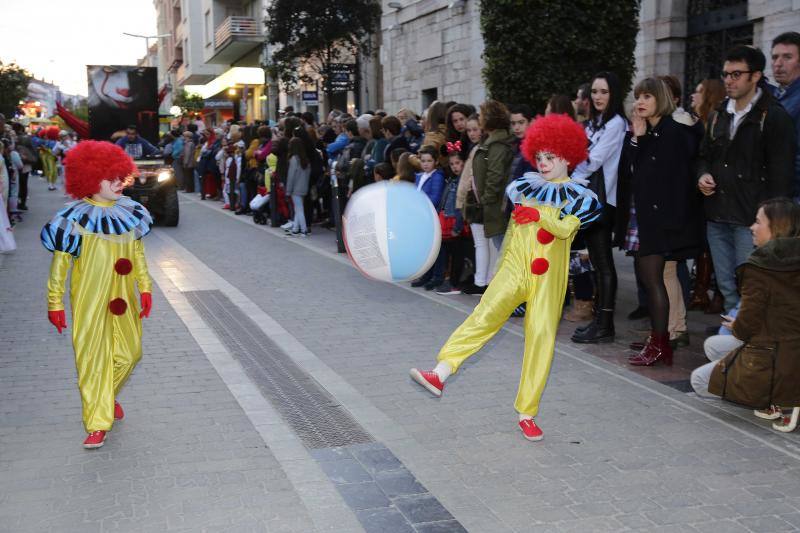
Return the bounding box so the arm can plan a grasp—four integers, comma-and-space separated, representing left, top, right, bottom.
754, 406, 782, 420
280, 221, 293, 230
773, 407, 799, 433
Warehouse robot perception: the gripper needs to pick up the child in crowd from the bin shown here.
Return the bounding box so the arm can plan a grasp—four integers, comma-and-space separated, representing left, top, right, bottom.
411, 146, 446, 288
222, 140, 244, 210
414, 146, 445, 207
374, 162, 394, 182
285, 137, 311, 236
393, 152, 418, 183
430, 142, 473, 294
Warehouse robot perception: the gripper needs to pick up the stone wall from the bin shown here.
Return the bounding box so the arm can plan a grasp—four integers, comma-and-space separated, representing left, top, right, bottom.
633, 0, 800, 95
380, 0, 486, 114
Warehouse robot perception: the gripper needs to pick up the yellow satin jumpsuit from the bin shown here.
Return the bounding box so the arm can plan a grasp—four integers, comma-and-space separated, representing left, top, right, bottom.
437, 176, 599, 417
39, 146, 58, 186
44, 197, 152, 433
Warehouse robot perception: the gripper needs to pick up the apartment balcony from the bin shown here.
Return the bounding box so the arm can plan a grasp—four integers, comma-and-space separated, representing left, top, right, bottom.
207, 16, 263, 65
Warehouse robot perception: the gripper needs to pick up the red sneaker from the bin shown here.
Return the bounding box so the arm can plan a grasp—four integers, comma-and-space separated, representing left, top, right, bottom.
114, 401, 124, 421
409, 368, 444, 397
222, 203, 230, 210
519, 419, 543, 441
83, 430, 107, 449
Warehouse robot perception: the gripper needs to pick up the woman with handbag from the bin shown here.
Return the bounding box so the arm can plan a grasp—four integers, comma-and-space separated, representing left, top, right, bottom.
570, 72, 628, 343
694, 198, 800, 432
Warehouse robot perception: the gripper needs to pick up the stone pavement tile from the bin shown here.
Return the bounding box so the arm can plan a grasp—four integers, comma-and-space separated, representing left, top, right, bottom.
393, 493, 453, 524
414, 520, 469, 533
737, 515, 798, 532
355, 507, 415, 533
316, 458, 373, 484
373, 468, 427, 498
335, 481, 392, 511
686, 519, 751, 533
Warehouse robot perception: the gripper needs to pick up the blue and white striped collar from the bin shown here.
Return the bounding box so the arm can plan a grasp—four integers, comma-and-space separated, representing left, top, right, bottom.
507, 172, 594, 207
53, 196, 152, 240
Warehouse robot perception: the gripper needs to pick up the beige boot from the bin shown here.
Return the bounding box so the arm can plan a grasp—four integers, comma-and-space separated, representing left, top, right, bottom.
564, 300, 593, 322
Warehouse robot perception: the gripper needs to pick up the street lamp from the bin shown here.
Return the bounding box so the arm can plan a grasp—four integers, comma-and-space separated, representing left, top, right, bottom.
122, 32, 172, 57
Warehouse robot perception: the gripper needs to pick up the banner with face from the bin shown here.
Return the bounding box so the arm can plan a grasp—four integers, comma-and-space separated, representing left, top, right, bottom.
87, 66, 159, 144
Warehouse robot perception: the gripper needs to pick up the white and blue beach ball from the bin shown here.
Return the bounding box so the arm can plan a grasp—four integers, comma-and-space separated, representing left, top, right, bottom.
343, 181, 441, 283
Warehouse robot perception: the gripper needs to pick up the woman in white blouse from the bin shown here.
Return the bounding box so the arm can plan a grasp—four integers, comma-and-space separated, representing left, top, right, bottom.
570, 71, 628, 344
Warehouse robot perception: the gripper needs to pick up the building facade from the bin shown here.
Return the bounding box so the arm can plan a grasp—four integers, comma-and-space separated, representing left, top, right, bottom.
635, 0, 800, 98
380, 0, 800, 113
380, 0, 484, 113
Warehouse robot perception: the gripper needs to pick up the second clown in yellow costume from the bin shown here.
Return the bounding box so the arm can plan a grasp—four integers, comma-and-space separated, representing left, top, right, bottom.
410, 114, 602, 441
42, 140, 153, 450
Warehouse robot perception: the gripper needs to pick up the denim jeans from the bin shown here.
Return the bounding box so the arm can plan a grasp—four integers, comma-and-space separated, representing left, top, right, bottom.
706, 221, 754, 310
291, 194, 307, 232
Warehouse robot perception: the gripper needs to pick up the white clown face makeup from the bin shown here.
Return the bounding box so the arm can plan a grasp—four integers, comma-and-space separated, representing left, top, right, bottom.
94, 176, 131, 202
535, 151, 569, 181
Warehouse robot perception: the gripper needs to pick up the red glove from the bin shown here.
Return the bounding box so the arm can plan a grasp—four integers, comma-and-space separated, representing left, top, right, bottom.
512, 205, 540, 225
48, 310, 67, 334
139, 292, 152, 319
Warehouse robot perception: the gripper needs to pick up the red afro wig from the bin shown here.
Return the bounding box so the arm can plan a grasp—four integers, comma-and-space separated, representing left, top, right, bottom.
521, 114, 588, 171
45, 126, 60, 141
64, 141, 137, 199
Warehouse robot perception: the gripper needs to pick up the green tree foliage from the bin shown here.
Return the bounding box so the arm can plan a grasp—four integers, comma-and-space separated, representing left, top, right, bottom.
265, 0, 381, 94
173, 89, 205, 114
0, 61, 32, 118
65, 97, 89, 122
480, 0, 640, 112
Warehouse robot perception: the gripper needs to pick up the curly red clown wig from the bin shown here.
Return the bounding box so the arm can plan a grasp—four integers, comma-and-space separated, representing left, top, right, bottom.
45, 126, 60, 141
521, 113, 588, 171
64, 141, 137, 199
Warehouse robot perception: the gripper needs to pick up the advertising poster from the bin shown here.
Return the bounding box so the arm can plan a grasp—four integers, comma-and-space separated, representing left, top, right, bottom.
87, 65, 159, 144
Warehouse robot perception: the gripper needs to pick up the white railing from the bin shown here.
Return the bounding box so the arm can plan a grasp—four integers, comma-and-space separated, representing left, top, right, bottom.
215, 16, 261, 48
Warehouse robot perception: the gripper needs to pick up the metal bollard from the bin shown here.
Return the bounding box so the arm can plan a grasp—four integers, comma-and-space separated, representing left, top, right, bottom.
330, 167, 346, 253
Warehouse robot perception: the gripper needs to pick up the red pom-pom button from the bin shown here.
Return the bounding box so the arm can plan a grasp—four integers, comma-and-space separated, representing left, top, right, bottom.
109, 298, 128, 315
531, 258, 550, 275
537, 228, 554, 244
114, 258, 133, 275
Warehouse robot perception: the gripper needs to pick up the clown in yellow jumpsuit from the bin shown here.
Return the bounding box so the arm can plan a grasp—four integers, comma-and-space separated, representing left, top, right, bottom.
410, 114, 601, 441
43, 146, 153, 449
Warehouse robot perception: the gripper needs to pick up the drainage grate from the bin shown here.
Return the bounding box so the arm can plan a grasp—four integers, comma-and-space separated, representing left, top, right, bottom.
185, 290, 374, 449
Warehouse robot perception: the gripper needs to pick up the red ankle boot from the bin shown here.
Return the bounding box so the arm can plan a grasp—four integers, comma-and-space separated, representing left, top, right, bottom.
629, 333, 672, 366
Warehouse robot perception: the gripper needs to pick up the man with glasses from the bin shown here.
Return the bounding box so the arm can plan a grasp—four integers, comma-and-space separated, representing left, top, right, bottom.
696, 45, 796, 311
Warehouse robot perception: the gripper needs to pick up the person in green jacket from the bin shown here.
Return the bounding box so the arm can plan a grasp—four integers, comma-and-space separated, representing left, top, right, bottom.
462, 100, 515, 294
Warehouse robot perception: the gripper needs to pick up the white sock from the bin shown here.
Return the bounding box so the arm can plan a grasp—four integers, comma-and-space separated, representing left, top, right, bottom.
434, 362, 452, 382
518, 413, 533, 422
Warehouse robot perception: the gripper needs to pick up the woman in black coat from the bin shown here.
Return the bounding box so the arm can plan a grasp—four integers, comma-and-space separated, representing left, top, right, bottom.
624, 77, 703, 366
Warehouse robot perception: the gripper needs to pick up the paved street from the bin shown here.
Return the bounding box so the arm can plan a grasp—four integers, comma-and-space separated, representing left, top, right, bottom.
2, 176, 800, 533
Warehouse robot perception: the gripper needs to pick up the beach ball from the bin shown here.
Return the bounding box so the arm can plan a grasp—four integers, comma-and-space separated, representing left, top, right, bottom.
343, 181, 441, 283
